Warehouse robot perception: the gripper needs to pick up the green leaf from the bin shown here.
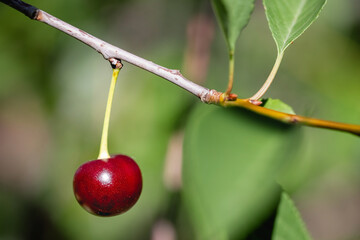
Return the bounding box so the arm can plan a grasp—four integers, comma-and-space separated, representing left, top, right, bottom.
183, 104, 301, 239
272, 192, 312, 240
263, 98, 296, 115
264, 0, 327, 54
212, 0, 255, 53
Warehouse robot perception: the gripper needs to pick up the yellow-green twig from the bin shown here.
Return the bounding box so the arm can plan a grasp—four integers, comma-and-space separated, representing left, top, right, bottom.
222, 98, 360, 136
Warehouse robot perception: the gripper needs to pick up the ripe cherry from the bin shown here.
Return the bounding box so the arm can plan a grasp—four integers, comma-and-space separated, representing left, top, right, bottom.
73, 61, 142, 216
73, 154, 142, 216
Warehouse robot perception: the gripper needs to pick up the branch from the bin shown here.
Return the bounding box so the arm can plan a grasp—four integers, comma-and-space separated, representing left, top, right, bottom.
1, 0, 360, 137
0, 0, 217, 102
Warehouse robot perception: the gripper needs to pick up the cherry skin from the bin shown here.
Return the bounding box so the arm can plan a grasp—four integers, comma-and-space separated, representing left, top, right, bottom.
73, 154, 142, 216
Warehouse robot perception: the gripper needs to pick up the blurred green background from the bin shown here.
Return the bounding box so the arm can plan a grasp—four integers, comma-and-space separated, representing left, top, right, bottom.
0, 0, 359, 239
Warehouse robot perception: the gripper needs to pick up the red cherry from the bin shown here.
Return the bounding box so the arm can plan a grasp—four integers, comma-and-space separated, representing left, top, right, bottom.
73, 154, 142, 216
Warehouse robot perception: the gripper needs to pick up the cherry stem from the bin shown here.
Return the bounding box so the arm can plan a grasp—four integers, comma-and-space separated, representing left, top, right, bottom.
98, 67, 121, 159
249, 53, 284, 101
225, 51, 235, 96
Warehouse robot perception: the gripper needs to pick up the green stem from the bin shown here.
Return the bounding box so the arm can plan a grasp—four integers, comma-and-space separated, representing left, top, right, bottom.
98, 68, 120, 159
225, 51, 235, 96
250, 53, 284, 100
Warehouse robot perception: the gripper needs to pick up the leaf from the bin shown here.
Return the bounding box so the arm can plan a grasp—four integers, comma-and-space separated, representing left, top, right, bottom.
264, 0, 327, 54
212, 0, 255, 53
183, 104, 301, 239
263, 98, 296, 115
272, 192, 312, 240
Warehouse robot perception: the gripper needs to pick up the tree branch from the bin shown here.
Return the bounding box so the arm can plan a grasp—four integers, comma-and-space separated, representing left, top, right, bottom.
1, 0, 359, 136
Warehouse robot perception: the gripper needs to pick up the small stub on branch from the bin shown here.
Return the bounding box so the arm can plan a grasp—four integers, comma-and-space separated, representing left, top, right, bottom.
109, 58, 123, 69
249, 99, 263, 106
226, 93, 238, 101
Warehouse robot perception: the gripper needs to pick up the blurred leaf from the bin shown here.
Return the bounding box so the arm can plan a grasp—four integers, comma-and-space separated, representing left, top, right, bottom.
264, 0, 327, 54
0, 191, 25, 237
272, 192, 311, 240
211, 0, 255, 53
263, 98, 296, 115
183, 104, 301, 239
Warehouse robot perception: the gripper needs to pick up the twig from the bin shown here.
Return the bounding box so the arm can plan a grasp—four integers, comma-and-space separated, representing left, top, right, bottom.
223, 99, 360, 136
1, 0, 359, 136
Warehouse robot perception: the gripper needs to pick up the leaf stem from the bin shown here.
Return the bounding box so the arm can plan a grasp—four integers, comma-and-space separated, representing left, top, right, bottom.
98, 67, 120, 159
250, 53, 284, 100
222, 98, 360, 136
225, 51, 235, 95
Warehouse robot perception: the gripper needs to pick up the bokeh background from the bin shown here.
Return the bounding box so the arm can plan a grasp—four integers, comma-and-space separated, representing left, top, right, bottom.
0, 0, 359, 239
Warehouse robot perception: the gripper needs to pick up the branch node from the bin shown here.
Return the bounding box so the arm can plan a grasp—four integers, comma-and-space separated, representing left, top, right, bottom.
109, 58, 123, 69
200, 89, 222, 104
